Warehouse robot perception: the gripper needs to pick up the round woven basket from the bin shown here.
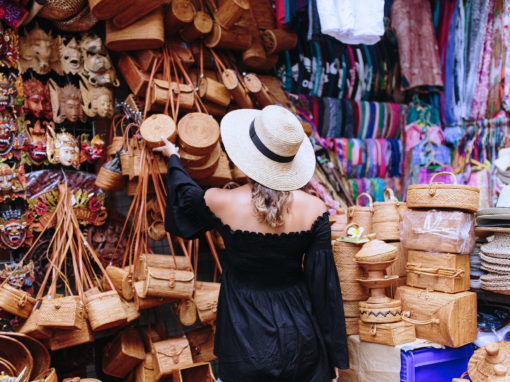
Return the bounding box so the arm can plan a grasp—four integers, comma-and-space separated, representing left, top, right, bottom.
85, 290, 128, 332
406, 172, 480, 212
355, 240, 398, 263
333, 240, 361, 266
185, 144, 222, 179
39, 0, 86, 20
3, 333, 50, 380
95, 167, 124, 191
341, 281, 368, 302
468, 342, 510, 382
179, 148, 210, 167
348, 193, 374, 234
373, 189, 401, 241
0, 335, 33, 382
177, 112, 220, 156
140, 114, 177, 148
359, 300, 402, 324
53, 6, 99, 32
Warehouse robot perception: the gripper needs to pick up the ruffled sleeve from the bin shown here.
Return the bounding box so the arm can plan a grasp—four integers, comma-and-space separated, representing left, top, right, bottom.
164, 154, 214, 240
304, 214, 349, 370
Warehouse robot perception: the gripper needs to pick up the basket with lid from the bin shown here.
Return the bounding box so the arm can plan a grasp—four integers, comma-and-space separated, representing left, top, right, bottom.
407, 172, 480, 212
373, 188, 401, 241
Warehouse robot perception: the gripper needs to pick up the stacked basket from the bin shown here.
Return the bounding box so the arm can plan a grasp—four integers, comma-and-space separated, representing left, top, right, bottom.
397, 172, 480, 348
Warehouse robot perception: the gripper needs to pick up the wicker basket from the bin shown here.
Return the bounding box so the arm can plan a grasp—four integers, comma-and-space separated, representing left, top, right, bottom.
95, 166, 124, 191
330, 211, 348, 240
140, 114, 177, 148
152, 336, 193, 380
177, 299, 197, 327
373, 189, 401, 241
85, 290, 128, 332
5, 333, 51, 380
343, 301, 360, 318
406, 172, 480, 212
102, 327, 145, 378
37, 296, 85, 330
133, 281, 175, 311
359, 300, 402, 324
194, 281, 220, 325
355, 240, 398, 263
143, 267, 195, 299
106, 7, 165, 51
34, 368, 57, 382
177, 113, 220, 156
213, 0, 249, 29
0, 284, 35, 318
89, 0, 136, 20
112, 0, 165, 29
341, 281, 368, 302
348, 193, 374, 234
180, 10, 213, 42
17, 310, 53, 339
0, 335, 32, 382
333, 239, 361, 266
47, 322, 94, 351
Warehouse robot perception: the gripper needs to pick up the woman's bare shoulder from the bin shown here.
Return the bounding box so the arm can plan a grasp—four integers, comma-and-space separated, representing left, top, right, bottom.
204, 185, 250, 210
292, 190, 328, 219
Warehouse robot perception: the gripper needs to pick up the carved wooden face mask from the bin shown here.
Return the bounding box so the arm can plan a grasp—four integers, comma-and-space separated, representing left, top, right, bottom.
80, 83, 113, 118
0, 208, 31, 250
80, 134, 106, 164
0, 72, 17, 112
58, 36, 82, 74
19, 24, 58, 75
23, 77, 52, 119
80, 33, 119, 87
46, 127, 80, 168
49, 81, 85, 123
0, 162, 26, 201
0, 113, 17, 156
23, 120, 48, 165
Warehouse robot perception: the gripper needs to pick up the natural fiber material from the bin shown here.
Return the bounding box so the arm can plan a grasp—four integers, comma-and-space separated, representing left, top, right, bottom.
89, 0, 136, 20
17, 309, 52, 339
341, 281, 368, 302
106, 8, 165, 51
348, 193, 374, 235
34, 368, 57, 382
152, 336, 193, 380
0, 335, 33, 382
143, 267, 195, 299
481, 233, 510, 257
343, 301, 360, 318
221, 106, 315, 191
47, 322, 94, 351
39, 0, 85, 20
359, 300, 402, 324
4, 333, 51, 380
177, 299, 197, 327
85, 290, 128, 332
194, 281, 220, 324
186, 326, 217, 363
373, 189, 401, 241
355, 240, 398, 263
37, 296, 84, 330
178, 112, 220, 156
102, 327, 145, 378
468, 342, 510, 382
0, 284, 35, 318
53, 5, 99, 32
407, 172, 480, 212
140, 114, 177, 148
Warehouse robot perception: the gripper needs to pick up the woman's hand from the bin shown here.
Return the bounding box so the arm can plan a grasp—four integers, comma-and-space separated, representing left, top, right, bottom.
153, 136, 179, 158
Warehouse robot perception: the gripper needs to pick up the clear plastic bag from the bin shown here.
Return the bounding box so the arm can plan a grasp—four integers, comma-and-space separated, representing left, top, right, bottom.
401, 209, 475, 254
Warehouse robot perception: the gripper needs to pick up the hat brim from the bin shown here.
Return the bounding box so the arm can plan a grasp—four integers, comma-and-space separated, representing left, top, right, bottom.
477, 208, 510, 216
220, 109, 316, 191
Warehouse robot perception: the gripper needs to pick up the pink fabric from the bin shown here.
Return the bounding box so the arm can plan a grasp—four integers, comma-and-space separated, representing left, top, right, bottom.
471, 5, 495, 120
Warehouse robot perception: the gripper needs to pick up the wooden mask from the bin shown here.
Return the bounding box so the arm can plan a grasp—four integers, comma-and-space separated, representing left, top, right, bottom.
0, 27, 19, 69
49, 80, 86, 123
79, 33, 119, 87
80, 82, 113, 118
57, 35, 82, 75
0, 71, 22, 113
0, 162, 26, 202
46, 126, 80, 169
23, 77, 52, 119
0, 113, 17, 157
22, 119, 49, 165
19, 23, 59, 75
79, 133, 106, 164
0, 207, 32, 250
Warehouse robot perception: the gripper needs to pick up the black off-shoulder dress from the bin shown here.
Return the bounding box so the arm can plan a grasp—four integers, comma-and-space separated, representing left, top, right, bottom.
164, 155, 349, 382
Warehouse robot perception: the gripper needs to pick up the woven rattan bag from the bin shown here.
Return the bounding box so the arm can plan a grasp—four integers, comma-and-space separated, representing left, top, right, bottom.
152, 336, 194, 380
348, 193, 374, 234
407, 171, 480, 212
372, 188, 401, 241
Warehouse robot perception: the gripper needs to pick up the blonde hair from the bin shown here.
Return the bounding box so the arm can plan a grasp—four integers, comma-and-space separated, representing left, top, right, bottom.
250, 180, 292, 228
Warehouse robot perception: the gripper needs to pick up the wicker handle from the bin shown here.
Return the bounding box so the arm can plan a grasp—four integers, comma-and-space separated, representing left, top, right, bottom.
429, 171, 457, 185
345, 223, 361, 232
402, 311, 440, 325
384, 188, 397, 202
356, 193, 373, 207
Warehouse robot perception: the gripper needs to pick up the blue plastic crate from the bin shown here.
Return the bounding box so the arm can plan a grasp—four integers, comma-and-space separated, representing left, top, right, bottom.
400, 344, 474, 382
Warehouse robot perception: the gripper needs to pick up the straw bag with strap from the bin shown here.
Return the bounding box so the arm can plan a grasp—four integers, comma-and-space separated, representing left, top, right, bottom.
185, 326, 217, 363
348, 193, 374, 234
152, 336, 194, 380
194, 281, 220, 325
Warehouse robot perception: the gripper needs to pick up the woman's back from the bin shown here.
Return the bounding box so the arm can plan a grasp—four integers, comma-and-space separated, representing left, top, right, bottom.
204, 184, 327, 235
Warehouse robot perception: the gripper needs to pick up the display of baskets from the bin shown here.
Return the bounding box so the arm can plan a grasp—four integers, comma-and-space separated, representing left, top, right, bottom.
406, 172, 480, 212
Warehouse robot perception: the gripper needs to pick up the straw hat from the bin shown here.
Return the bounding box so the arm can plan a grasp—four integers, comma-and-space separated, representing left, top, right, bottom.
478, 185, 510, 218
220, 105, 315, 191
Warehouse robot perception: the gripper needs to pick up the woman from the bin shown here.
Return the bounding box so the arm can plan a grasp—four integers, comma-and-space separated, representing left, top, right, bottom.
154, 105, 349, 381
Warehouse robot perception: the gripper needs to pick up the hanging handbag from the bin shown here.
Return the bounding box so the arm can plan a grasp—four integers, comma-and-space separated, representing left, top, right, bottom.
102, 327, 146, 378
142, 267, 195, 300
173, 362, 216, 382
185, 326, 216, 363
152, 336, 194, 380
194, 281, 220, 325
